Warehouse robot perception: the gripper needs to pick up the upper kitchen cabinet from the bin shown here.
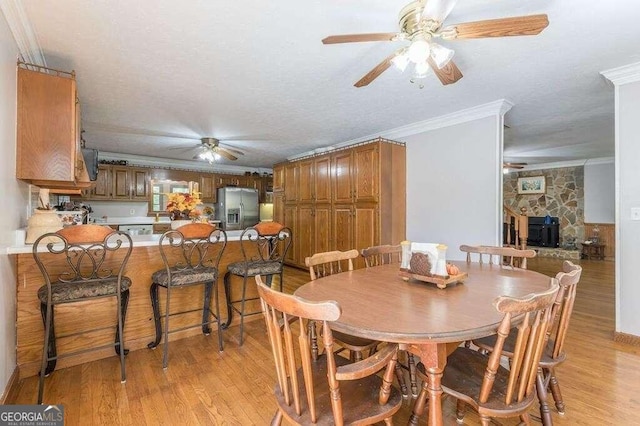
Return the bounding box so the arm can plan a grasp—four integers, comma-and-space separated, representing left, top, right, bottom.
331, 144, 379, 204
82, 165, 149, 201
200, 174, 216, 203
314, 155, 332, 204
16, 65, 91, 190
296, 155, 331, 204
283, 163, 298, 202
352, 143, 379, 203
332, 149, 353, 204
273, 164, 284, 192
298, 159, 314, 203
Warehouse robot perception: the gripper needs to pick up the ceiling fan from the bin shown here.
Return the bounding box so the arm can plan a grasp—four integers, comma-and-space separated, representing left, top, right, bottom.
504, 162, 527, 169
170, 137, 246, 162
322, 0, 549, 87
503, 162, 528, 173
82, 122, 246, 162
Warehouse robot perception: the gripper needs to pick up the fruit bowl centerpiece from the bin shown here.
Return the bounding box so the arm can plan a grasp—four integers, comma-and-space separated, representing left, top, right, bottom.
399, 242, 467, 289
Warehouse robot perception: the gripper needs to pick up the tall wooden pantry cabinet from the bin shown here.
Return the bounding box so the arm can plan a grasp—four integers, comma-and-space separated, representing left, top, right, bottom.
273, 138, 406, 269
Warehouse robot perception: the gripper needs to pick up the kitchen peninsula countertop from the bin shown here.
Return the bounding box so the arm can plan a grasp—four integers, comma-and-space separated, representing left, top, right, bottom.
6, 229, 243, 254
11, 229, 266, 379
90, 216, 220, 226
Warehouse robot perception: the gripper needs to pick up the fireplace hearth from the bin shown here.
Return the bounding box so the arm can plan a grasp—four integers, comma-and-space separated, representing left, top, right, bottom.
504, 216, 561, 248
527, 216, 560, 248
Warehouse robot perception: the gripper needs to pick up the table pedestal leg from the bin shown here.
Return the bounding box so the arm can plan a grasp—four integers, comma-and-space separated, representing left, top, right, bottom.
407, 343, 448, 426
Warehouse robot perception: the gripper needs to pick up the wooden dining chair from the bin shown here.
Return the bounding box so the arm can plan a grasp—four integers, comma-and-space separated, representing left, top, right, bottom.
460, 244, 537, 269
411, 280, 560, 425
306, 249, 360, 280
256, 275, 403, 425
305, 250, 379, 361
361, 244, 418, 399
361, 244, 402, 267
473, 261, 583, 425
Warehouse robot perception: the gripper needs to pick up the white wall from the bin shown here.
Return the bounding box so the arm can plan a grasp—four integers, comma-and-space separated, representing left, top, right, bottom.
0, 14, 28, 398
617, 78, 640, 336
584, 161, 615, 223
404, 115, 503, 261
89, 201, 149, 218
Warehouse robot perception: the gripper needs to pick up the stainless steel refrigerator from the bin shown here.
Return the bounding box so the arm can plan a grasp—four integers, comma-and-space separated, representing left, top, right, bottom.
215, 187, 260, 230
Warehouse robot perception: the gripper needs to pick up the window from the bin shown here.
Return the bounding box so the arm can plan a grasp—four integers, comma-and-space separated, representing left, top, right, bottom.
150, 180, 190, 213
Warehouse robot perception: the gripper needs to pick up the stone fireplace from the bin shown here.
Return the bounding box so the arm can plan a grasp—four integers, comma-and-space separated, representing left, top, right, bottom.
504, 166, 584, 248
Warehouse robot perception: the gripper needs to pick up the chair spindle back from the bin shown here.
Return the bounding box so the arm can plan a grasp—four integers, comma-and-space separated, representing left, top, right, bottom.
480, 280, 559, 406
459, 245, 537, 269
305, 249, 360, 280
360, 244, 402, 268
548, 261, 582, 359
257, 275, 341, 422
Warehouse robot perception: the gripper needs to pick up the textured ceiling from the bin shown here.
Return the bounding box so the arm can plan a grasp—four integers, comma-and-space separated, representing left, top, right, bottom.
13, 0, 640, 168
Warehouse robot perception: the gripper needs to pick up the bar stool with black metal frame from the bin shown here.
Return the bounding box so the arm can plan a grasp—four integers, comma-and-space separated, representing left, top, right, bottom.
222, 222, 291, 346
33, 224, 133, 404
147, 223, 227, 369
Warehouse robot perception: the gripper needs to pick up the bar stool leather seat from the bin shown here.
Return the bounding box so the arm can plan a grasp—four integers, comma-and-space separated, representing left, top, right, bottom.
227, 260, 282, 277
151, 267, 218, 287
37, 277, 132, 304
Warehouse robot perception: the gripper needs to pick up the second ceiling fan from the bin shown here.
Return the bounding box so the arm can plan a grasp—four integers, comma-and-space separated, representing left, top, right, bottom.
322, 0, 549, 87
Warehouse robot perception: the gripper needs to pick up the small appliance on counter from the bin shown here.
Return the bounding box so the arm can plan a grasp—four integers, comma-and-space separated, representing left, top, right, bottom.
55, 211, 87, 226
54, 202, 91, 226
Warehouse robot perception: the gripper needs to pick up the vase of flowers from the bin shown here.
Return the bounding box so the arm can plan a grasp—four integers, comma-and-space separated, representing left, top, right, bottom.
166, 191, 202, 229
202, 206, 214, 223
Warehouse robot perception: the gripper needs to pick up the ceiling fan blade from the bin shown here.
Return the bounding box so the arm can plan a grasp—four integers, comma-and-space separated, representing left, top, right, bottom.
83, 121, 199, 140
215, 148, 238, 161
219, 144, 245, 156
422, 0, 459, 25
322, 33, 398, 44
427, 57, 463, 85
504, 162, 527, 168
443, 14, 549, 40
167, 144, 200, 151
354, 51, 399, 88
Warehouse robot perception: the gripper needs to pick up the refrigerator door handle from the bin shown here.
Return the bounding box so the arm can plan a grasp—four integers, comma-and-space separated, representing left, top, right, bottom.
239, 202, 244, 228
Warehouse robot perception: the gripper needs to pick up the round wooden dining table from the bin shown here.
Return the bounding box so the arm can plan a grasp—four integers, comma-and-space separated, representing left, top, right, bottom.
294, 260, 553, 426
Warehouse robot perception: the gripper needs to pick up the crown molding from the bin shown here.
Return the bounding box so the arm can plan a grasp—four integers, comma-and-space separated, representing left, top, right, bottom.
0, 0, 46, 66
601, 62, 640, 86
99, 151, 272, 175
584, 157, 615, 166
287, 99, 514, 161
510, 156, 614, 172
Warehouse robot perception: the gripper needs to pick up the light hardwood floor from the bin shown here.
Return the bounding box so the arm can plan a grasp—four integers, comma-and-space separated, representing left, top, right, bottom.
6, 258, 639, 425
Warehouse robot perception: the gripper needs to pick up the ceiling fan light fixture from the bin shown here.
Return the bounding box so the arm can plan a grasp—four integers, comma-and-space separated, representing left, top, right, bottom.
391, 50, 410, 71
430, 42, 455, 69
199, 150, 220, 164
407, 38, 430, 63
413, 60, 430, 79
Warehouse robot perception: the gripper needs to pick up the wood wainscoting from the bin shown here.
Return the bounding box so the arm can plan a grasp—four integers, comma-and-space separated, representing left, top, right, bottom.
584, 223, 615, 260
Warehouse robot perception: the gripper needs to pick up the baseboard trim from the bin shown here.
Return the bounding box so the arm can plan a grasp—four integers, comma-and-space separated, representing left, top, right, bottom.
613, 332, 640, 346
0, 366, 20, 404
